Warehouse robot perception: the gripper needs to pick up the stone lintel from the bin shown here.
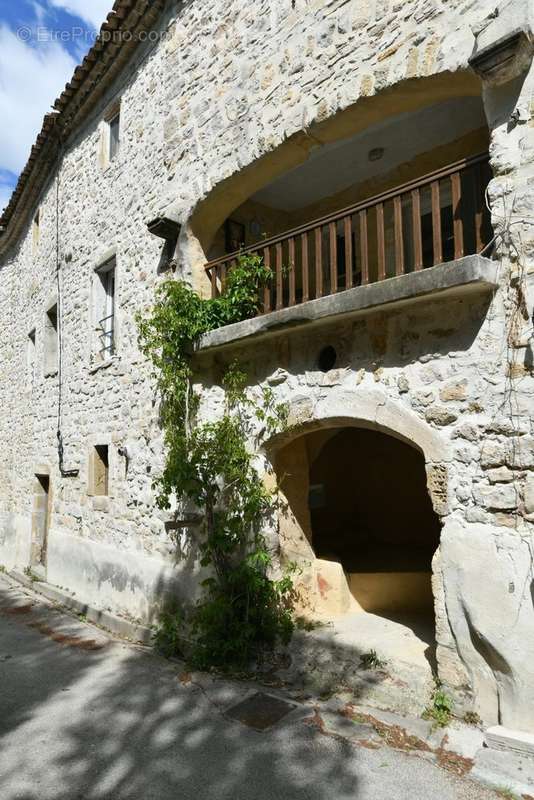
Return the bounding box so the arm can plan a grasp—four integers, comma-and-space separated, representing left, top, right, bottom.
197, 256, 498, 353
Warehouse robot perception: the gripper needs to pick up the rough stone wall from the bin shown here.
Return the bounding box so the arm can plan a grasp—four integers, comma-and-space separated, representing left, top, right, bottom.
170, 0, 497, 274
0, 0, 533, 729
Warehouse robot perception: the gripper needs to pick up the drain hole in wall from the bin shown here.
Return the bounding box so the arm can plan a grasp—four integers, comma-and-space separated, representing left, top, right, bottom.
318, 346, 337, 372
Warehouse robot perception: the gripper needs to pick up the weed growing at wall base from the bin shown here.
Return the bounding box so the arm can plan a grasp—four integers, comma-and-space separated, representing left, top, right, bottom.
423, 687, 454, 728
495, 789, 520, 800
360, 649, 386, 670
138, 255, 295, 670
23, 566, 41, 583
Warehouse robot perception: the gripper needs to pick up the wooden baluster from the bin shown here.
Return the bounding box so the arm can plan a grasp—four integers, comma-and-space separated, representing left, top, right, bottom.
472, 164, 483, 253
431, 180, 443, 264
288, 237, 296, 307
315, 227, 323, 298
220, 262, 227, 293
344, 216, 353, 289
411, 188, 423, 271
482, 161, 493, 250
329, 221, 337, 294
229, 259, 237, 289
275, 242, 283, 309
393, 196, 404, 277
301, 232, 309, 302
377, 202, 386, 281
451, 172, 464, 260
359, 210, 369, 285
263, 247, 271, 313
210, 267, 217, 299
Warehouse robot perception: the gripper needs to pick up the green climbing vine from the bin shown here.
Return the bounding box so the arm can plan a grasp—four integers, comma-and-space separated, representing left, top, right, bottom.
138, 254, 295, 670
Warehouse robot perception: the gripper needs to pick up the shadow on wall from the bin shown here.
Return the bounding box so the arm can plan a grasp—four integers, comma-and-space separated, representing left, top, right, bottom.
194, 289, 494, 396
440, 521, 534, 732
42, 524, 206, 629
151, 521, 209, 621
0, 583, 362, 800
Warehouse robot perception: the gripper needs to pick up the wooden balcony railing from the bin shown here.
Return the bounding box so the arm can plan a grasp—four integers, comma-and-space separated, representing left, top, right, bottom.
205, 153, 492, 315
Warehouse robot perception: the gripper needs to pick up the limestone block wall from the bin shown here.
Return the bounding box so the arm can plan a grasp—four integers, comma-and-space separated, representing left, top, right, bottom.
180, 0, 498, 274
0, 0, 499, 610
195, 261, 533, 728
0, 0, 533, 729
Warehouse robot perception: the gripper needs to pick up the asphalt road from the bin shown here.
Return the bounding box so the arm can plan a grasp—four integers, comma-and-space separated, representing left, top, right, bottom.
0, 576, 499, 800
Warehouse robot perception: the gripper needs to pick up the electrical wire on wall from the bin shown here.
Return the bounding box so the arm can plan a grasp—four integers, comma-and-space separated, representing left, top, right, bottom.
54, 129, 79, 478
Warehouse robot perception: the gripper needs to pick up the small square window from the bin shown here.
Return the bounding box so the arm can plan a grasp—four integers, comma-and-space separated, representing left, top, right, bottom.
44, 304, 58, 377
108, 111, 120, 161
91, 445, 109, 496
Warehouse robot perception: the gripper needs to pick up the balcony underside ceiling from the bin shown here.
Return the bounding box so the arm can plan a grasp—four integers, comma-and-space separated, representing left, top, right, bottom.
251, 98, 487, 214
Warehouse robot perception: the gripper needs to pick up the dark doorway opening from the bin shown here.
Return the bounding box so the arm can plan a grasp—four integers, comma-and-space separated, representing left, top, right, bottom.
308, 427, 441, 628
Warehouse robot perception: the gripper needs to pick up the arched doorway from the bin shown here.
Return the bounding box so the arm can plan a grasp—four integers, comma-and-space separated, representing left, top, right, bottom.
272, 409, 445, 669
307, 427, 440, 625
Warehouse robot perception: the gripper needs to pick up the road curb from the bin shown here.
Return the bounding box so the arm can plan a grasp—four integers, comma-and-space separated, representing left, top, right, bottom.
6, 570, 153, 645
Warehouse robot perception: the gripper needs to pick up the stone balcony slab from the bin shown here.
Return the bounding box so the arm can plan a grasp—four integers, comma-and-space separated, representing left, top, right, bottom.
197, 255, 499, 353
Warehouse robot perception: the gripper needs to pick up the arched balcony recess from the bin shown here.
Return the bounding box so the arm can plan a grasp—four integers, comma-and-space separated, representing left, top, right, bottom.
194, 91, 493, 317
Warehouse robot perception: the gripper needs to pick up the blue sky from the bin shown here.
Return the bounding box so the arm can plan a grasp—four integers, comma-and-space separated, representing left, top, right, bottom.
0, 0, 113, 212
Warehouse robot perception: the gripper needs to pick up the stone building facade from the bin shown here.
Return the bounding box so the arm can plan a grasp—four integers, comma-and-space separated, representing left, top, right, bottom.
1, 0, 534, 737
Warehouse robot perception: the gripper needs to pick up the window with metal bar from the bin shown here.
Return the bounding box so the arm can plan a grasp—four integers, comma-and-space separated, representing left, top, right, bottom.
94, 259, 116, 360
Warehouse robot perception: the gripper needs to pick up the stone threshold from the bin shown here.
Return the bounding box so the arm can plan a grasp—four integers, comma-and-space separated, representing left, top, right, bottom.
198, 255, 499, 353
6, 570, 153, 645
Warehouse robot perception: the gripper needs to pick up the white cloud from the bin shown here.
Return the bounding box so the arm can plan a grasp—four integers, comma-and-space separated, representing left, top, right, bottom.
0, 0, 113, 208
0, 181, 15, 214
0, 25, 76, 175
31, 2, 48, 25
48, 0, 113, 30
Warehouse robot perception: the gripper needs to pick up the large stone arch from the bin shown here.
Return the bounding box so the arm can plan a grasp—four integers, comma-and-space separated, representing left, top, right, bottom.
263, 387, 450, 622
266, 387, 451, 518
177, 69, 485, 293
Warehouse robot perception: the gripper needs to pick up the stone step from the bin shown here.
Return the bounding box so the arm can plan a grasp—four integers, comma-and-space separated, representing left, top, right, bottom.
485, 725, 534, 757
278, 624, 434, 717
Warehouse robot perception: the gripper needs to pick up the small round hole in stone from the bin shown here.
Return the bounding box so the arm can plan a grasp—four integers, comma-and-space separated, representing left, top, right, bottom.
318, 346, 337, 372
